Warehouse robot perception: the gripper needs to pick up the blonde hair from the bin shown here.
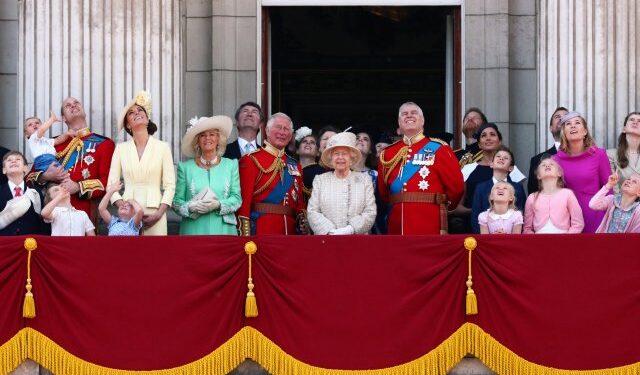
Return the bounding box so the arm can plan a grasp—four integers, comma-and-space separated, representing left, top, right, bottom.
559, 115, 594, 153
195, 128, 228, 158
488, 181, 517, 211
536, 157, 565, 192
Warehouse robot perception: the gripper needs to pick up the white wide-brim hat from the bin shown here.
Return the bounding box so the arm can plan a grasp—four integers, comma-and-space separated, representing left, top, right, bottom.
181, 115, 233, 158
320, 132, 362, 168
117, 90, 152, 132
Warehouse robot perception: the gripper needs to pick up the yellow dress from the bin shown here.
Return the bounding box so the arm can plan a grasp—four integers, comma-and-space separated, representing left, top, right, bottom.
107, 136, 176, 235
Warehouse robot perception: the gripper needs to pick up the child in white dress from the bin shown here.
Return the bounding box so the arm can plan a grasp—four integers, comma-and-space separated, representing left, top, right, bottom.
478, 181, 523, 234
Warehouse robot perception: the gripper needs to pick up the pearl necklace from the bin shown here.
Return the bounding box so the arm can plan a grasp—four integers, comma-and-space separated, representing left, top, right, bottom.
200, 155, 218, 167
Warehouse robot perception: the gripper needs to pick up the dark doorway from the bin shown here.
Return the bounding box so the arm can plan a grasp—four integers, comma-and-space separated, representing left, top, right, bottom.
267, 6, 458, 143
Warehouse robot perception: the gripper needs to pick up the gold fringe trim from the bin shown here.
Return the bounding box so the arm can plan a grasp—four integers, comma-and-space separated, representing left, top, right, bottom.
25, 327, 246, 375
0, 330, 27, 374
1, 324, 639, 374
468, 323, 640, 375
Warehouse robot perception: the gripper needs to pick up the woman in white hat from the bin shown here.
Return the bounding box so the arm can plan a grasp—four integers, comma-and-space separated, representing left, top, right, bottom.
307, 132, 376, 235
107, 91, 176, 235
173, 115, 241, 235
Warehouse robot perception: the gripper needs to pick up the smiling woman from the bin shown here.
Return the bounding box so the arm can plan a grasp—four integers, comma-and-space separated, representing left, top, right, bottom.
553, 111, 611, 233
107, 91, 176, 235
307, 132, 376, 235
172, 116, 241, 235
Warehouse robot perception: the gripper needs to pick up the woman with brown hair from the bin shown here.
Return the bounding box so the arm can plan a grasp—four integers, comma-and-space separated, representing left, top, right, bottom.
107, 91, 176, 235
607, 111, 640, 191
552, 111, 611, 233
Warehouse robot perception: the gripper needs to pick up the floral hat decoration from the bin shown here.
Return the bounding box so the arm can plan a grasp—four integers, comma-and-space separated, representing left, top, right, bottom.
181, 115, 233, 158
117, 90, 153, 132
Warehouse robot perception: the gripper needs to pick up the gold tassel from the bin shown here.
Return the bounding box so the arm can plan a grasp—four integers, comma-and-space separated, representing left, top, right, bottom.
23, 238, 38, 319
464, 237, 478, 316
244, 241, 258, 318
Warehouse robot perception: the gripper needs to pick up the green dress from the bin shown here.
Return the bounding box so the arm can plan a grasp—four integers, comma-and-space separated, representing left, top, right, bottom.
173, 158, 241, 235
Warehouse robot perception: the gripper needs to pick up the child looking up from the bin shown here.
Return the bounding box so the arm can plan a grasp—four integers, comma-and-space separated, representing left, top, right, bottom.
523, 157, 584, 233
589, 172, 640, 233
24, 111, 75, 171
99, 181, 143, 236
471, 146, 526, 233
478, 181, 523, 234
41, 183, 95, 236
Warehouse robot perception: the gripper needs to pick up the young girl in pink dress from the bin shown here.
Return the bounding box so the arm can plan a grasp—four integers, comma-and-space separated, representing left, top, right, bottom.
523, 157, 585, 234
589, 172, 640, 233
478, 181, 523, 234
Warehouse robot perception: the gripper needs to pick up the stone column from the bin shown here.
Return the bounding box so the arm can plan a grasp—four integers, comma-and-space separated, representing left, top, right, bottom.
538, 0, 640, 150
0, 1, 18, 150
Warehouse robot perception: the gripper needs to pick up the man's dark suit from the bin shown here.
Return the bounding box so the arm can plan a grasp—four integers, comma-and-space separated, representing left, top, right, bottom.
223, 140, 242, 160
0, 146, 9, 185
527, 145, 558, 194
223, 140, 260, 160
0, 183, 50, 236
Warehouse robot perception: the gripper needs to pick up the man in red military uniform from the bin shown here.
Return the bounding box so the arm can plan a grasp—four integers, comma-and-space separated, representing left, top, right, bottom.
238, 112, 307, 235
378, 102, 464, 235
26, 97, 115, 224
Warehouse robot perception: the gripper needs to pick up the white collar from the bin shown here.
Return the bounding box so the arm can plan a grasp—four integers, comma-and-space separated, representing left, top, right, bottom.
8, 180, 25, 195
488, 208, 515, 220
238, 137, 257, 150
492, 176, 508, 184
554, 141, 561, 150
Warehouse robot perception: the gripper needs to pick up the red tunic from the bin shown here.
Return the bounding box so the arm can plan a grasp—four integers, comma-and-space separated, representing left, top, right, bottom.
26, 129, 115, 223
377, 136, 464, 235
238, 144, 305, 235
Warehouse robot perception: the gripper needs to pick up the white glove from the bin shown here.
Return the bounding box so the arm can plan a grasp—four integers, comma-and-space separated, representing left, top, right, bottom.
329, 225, 354, 235
205, 198, 221, 211
188, 199, 210, 214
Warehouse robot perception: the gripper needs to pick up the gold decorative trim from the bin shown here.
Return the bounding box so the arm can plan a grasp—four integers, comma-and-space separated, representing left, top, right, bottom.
1, 325, 639, 374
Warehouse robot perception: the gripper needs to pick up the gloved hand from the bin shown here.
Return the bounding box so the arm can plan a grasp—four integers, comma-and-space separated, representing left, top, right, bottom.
329, 225, 354, 235
205, 198, 221, 211
188, 199, 210, 214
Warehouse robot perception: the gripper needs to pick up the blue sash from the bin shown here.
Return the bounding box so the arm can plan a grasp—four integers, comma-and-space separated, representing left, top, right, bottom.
250, 157, 297, 234
61, 135, 106, 171
390, 141, 441, 194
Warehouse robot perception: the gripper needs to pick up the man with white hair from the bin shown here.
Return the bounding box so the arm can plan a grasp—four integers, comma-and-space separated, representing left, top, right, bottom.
378, 102, 464, 234
237, 112, 307, 235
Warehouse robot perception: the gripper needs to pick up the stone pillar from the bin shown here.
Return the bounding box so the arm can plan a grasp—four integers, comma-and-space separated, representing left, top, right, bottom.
464, 0, 537, 173
211, 0, 258, 116
538, 0, 640, 150
18, 0, 182, 157
0, 1, 18, 150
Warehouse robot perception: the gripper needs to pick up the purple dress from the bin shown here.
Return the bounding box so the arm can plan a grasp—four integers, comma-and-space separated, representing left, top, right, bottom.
553, 146, 611, 233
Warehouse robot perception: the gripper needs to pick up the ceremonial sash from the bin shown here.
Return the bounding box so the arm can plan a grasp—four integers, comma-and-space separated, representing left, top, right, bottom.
390, 141, 441, 194
61, 135, 105, 171
250, 157, 296, 234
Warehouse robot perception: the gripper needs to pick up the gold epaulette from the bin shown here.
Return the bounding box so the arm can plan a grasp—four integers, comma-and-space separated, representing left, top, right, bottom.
79, 179, 105, 199
430, 137, 448, 146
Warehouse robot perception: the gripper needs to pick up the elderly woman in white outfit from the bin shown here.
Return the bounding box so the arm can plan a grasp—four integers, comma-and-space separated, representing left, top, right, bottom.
307, 132, 376, 235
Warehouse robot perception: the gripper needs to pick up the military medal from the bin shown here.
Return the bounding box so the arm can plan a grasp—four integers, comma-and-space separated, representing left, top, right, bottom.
83, 155, 95, 166
287, 163, 301, 176
86, 142, 96, 153
419, 166, 430, 178
418, 180, 430, 191
81, 168, 91, 179
425, 153, 435, 166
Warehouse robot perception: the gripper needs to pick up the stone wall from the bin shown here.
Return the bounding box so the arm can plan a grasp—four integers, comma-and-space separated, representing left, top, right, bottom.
0, 1, 18, 150
464, 0, 537, 175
